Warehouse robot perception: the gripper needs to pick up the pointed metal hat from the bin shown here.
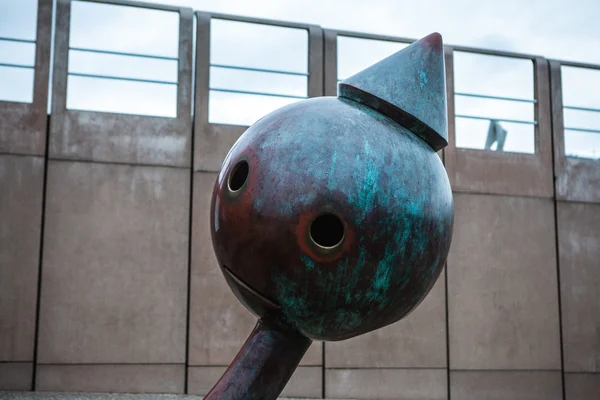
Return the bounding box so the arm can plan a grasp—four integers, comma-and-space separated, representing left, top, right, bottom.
338, 33, 448, 151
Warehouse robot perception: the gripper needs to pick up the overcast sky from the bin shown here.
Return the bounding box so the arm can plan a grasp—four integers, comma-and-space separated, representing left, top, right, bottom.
0, 0, 599, 158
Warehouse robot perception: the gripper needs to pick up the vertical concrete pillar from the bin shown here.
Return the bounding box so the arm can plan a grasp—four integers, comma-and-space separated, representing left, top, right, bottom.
550, 60, 600, 400
0, 0, 52, 390
35, 0, 194, 393
445, 49, 563, 400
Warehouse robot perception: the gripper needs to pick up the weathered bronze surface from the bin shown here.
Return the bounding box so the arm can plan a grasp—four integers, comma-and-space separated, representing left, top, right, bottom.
205, 33, 454, 400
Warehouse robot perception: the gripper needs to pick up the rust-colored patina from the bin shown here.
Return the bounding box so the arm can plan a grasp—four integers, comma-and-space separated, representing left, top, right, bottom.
205, 33, 454, 400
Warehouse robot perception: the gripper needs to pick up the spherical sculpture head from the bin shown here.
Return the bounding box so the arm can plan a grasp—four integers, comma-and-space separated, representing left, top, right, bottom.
210, 33, 453, 341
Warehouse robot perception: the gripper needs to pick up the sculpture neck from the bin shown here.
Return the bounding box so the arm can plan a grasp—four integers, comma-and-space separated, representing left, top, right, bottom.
204, 320, 312, 400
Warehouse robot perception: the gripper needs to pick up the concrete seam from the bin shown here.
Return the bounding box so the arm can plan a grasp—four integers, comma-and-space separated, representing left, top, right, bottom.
323, 367, 449, 371
36, 363, 186, 367
0, 151, 46, 158
184, 11, 198, 394
450, 188, 555, 200
320, 28, 327, 400
31, 115, 52, 390
46, 156, 190, 170
321, 342, 326, 399
444, 263, 451, 400
448, 368, 564, 373
547, 58, 567, 400
183, 109, 194, 395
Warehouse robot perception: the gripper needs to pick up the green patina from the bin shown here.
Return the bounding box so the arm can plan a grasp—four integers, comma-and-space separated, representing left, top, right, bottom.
326, 150, 338, 193
343, 244, 367, 304
350, 138, 380, 225
398, 229, 416, 290
240, 96, 450, 337
272, 271, 324, 335
365, 241, 395, 308
335, 309, 363, 332
419, 70, 429, 88
301, 255, 315, 271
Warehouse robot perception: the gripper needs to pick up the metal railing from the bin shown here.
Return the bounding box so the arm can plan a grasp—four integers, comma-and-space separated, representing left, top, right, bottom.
449, 48, 539, 156
454, 91, 537, 126
454, 114, 536, 126
202, 14, 314, 130
334, 35, 411, 83
559, 62, 600, 161
0, 35, 37, 101
453, 88, 537, 127
563, 103, 600, 134
209, 63, 308, 100
454, 92, 537, 125
67, 47, 179, 86
0, 37, 36, 70
56, 0, 187, 120
333, 36, 538, 136
0, 1, 598, 148
0, 34, 37, 104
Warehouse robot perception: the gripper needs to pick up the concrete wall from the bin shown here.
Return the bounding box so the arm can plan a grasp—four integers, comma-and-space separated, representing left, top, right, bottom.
1, 1, 599, 399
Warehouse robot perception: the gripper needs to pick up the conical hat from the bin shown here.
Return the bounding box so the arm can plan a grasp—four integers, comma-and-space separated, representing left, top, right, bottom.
338, 33, 448, 150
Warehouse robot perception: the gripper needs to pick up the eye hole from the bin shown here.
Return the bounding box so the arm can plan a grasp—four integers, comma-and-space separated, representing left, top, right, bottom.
310, 213, 345, 249
228, 160, 249, 192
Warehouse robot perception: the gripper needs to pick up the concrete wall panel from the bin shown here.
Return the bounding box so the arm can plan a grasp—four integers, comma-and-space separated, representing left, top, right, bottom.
50, 111, 193, 167
326, 368, 447, 400
0, 155, 44, 362
0, 0, 52, 156
549, 60, 600, 203
565, 373, 600, 400
37, 161, 189, 364
558, 202, 600, 372
49, 2, 193, 167
555, 158, 600, 203
447, 193, 561, 370
193, 14, 323, 172
0, 103, 47, 156
36, 364, 185, 393
188, 172, 321, 366
444, 55, 554, 199
450, 370, 562, 400
188, 366, 322, 398
326, 272, 446, 368
188, 172, 254, 366
0, 362, 32, 391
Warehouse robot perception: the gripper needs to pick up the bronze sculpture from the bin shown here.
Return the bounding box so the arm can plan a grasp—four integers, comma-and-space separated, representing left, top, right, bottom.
206, 32, 453, 399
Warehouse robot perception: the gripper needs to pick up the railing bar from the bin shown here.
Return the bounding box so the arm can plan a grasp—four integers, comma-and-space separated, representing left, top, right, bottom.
564, 105, 600, 113
211, 63, 308, 77
210, 87, 306, 100
455, 114, 537, 125
455, 92, 537, 104
566, 154, 600, 160
0, 63, 35, 69
0, 37, 36, 44
69, 72, 178, 85
558, 60, 600, 71
206, 12, 314, 30
335, 30, 415, 44
78, 0, 184, 13
69, 47, 178, 61
564, 127, 600, 134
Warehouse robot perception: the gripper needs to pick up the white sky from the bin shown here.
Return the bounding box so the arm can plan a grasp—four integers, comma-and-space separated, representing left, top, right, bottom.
0, 0, 599, 158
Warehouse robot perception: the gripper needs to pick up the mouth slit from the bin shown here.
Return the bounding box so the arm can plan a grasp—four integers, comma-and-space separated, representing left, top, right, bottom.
222, 265, 281, 309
